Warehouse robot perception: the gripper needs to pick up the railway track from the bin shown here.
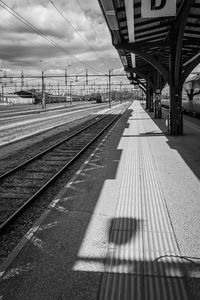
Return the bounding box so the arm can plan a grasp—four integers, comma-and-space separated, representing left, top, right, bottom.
0, 105, 129, 234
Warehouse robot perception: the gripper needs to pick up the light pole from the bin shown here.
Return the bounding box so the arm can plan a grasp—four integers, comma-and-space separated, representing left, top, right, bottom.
65, 65, 71, 105
120, 81, 122, 103
0, 70, 4, 103
57, 82, 60, 95
70, 81, 73, 104
1, 84, 4, 102
40, 61, 46, 109
108, 69, 111, 108
41, 70, 46, 109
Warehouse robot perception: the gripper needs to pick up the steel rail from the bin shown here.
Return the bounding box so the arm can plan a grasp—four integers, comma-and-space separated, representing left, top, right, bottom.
0, 107, 118, 180
0, 106, 129, 233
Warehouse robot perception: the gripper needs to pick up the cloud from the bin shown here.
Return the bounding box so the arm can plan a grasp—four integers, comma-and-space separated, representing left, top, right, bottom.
0, 0, 121, 74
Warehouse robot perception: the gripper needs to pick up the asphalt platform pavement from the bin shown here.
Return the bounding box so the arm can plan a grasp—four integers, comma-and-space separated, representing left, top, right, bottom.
0, 101, 200, 300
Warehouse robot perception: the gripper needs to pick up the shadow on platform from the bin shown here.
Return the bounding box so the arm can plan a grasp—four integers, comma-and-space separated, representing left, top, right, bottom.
146, 109, 200, 181
0, 108, 200, 300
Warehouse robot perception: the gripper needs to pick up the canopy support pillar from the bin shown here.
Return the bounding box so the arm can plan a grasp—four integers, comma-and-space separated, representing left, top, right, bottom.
169, 26, 183, 135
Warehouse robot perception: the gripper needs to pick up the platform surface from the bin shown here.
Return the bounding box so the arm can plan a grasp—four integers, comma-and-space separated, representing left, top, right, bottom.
0, 101, 200, 300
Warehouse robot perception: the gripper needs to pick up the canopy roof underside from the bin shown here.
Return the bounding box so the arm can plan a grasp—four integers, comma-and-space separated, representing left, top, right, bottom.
99, 0, 200, 87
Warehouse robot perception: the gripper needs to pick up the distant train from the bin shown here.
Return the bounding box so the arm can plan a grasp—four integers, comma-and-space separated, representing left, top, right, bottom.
87, 94, 109, 103
47, 94, 109, 104
161, 97, 200, 116
160, 74, 200, 116
47, 95, 82, 104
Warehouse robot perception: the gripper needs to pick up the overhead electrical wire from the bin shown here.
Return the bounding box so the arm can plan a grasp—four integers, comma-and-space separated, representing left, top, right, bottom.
48, 0, 108, 72
0, 0, 103, 74
0, 2, 69, 56
75, 0, 128, 77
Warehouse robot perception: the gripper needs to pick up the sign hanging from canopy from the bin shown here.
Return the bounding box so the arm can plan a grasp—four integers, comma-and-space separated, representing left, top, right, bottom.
141, 0, 176, 18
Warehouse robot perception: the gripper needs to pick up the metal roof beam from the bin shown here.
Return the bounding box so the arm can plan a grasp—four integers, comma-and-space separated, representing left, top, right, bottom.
134, 79, 146, 90
124, 40, 169, 49
186, 22, 200, 29
130, 76, 147, 94
183, 38, 200, 46
135, 28, 168, 40
115, 42, 169, 82
180, 53, 200, 88
125, 67, 156, 90
135, 23, 169, 34
175, 0, 196, 25
139, 85, 147, 94
174, 0, 196, 86
118, 17, 126, 22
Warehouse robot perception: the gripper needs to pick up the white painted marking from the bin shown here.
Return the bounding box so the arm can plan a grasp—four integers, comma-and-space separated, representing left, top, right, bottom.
25, 226, 40, 240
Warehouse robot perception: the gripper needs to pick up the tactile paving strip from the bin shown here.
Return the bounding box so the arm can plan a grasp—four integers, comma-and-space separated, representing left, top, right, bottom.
98, 103, 189, 300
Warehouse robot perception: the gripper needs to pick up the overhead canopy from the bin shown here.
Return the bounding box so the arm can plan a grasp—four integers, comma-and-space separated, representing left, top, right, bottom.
98, 0, 200, 90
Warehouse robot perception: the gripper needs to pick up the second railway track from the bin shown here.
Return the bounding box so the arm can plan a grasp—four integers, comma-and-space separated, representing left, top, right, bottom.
0, 105, 130, 233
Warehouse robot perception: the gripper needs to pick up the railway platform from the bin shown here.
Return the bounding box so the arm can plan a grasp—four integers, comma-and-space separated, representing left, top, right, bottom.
0, 101, 200, 299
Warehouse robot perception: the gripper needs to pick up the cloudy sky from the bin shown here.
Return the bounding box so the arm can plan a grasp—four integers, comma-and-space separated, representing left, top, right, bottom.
0, 0, 123, 76
0, 0, 198, 94
0, 0, 132, 93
